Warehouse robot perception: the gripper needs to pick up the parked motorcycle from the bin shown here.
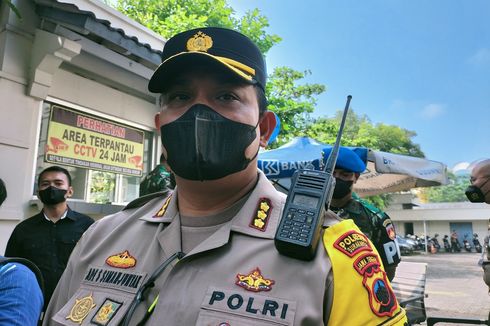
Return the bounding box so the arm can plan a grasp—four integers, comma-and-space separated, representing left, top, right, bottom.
426, 236, 437, 254
432, 234, 441, 251
463, 234, 472, 252
443, 235, 451, 252
473, 233, 483, 253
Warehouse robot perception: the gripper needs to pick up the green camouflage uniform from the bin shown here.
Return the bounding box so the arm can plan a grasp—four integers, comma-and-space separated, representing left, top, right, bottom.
139, 165, 170, 196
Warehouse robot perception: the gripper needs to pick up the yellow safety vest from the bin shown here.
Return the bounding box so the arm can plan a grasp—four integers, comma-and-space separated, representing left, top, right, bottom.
323, 219, 407, 325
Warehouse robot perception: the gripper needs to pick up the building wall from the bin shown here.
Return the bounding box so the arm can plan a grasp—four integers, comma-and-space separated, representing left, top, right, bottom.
0, 0, 163, 254
389, 202, 489, 252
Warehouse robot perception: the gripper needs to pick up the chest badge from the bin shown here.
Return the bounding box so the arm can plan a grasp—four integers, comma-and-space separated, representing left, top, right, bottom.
66, 292, 96, 324
236, 267, 275, 292
91, 299, 122, 326
250, 198, 272, 232
105, 250, 137, 269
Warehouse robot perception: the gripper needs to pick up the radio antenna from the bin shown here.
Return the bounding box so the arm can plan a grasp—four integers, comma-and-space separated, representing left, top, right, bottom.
324, 95, 352, 174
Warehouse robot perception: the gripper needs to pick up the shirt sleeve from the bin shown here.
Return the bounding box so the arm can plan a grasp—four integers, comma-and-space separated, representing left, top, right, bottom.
372, 212, 401, 273
0, 262, 44, 326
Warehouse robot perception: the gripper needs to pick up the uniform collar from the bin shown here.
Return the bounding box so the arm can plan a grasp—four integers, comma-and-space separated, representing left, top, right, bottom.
42, 206, 78, 222
139, 170, 286, 240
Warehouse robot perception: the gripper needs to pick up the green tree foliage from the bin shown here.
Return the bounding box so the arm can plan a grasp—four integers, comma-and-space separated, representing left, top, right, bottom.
89, 172, 115, 204
306, 110, 424, 207
306, 110, 424, 157
418, 172, 470, 203
267, 68, 326, 146
116, 0, 280, 54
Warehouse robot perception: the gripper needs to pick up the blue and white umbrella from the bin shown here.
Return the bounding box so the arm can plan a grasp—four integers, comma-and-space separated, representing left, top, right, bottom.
258, 137, 448, 197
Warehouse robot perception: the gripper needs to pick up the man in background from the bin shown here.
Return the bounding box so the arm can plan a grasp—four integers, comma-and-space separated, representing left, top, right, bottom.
465, 159, 490, 290
139, 153, 174, 196
326, 147, 401, 281
450, 229, 460, 252
0, 177, 44, 325
5, 166, 94, 309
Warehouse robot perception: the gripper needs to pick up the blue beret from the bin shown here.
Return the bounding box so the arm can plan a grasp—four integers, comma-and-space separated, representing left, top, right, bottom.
323, 147, 366, 173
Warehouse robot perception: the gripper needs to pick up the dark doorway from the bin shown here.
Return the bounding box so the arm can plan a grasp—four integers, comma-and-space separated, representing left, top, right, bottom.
404, 222, 414, 236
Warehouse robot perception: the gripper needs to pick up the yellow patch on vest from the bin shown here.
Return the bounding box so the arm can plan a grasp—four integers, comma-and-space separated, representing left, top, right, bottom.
323, 220, 407, 325
333, 230, 372, 257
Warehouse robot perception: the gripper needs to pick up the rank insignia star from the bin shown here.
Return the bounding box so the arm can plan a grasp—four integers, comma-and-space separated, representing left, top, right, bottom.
250, 198, 272, 232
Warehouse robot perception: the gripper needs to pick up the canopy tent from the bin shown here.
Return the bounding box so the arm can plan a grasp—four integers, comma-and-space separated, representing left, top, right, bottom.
258, 137, 448, 197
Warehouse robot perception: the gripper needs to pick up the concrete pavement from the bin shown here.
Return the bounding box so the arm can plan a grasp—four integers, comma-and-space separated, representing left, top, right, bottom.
401, 252, 489, 324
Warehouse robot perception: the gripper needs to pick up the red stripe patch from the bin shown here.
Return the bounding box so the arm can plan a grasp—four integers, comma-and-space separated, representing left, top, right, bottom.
353, 253, 381, 275
333, 230, 372, 257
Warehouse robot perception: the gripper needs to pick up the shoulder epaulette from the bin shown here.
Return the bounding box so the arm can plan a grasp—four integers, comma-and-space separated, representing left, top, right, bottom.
0, 257, 45, 295
123, 190, 171, 211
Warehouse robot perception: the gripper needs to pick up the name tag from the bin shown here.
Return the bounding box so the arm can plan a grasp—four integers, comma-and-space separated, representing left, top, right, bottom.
200, 287, 296, 325
82, 266, 146, 294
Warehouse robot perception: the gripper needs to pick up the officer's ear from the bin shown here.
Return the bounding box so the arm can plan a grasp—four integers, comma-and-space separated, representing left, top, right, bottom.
259, 111, 276, 148
154, 112, 161, 132
66, 186, 74, 198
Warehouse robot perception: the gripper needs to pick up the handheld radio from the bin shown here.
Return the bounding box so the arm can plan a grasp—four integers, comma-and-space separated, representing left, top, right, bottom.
274, 95, 352, 261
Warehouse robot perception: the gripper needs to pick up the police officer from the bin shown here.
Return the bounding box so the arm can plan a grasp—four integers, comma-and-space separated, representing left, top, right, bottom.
466, 159, 490, 290
44, 27, 406, 325
325, 147, 401, 281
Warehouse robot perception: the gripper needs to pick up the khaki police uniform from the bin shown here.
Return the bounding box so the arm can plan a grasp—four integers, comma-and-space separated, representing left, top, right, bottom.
44, 171, 406, 325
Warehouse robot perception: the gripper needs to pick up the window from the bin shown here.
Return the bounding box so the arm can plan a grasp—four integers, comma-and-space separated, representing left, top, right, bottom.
35, 101, 155, 204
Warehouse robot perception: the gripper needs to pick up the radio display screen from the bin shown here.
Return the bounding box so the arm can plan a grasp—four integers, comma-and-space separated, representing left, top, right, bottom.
292, 194, 319, 209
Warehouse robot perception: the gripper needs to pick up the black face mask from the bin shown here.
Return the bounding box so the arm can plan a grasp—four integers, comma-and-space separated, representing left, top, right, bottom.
161, 104, 259, 181
38, 186, 67, 205
465, 178, 490, 203
333, 178, 354, 199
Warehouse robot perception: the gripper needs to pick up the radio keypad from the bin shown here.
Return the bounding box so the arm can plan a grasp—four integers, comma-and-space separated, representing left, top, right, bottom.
280, 208, 315, 242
